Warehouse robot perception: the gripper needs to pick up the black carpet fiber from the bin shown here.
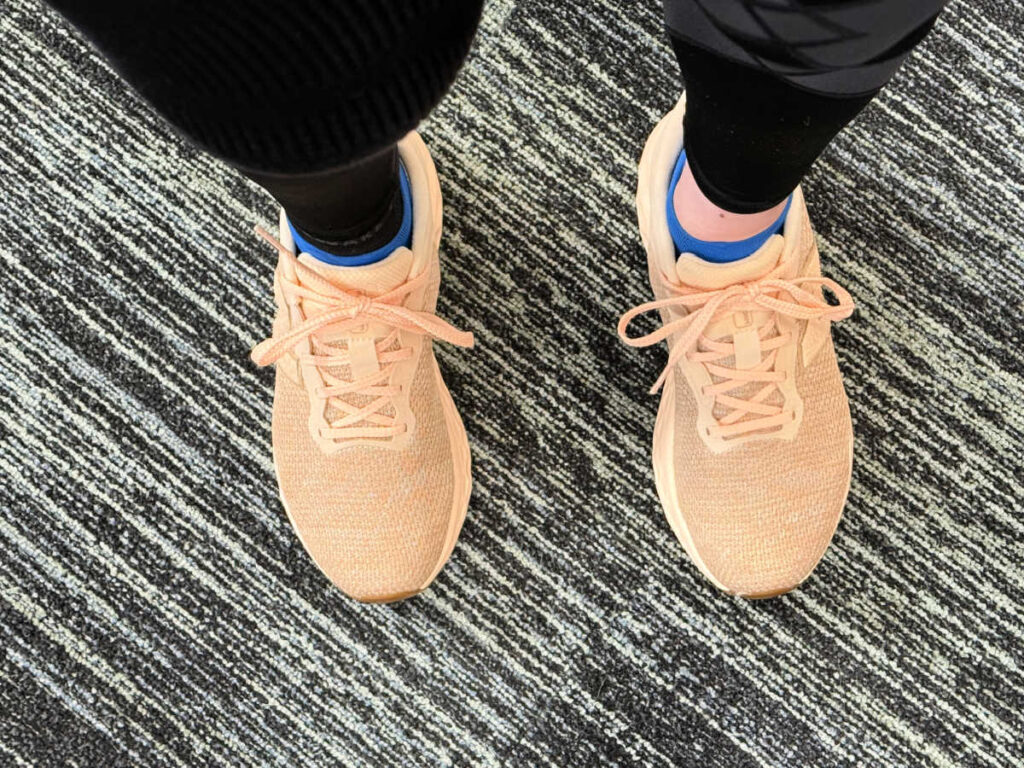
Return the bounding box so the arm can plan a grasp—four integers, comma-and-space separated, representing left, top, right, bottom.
1, 0, 1022, 765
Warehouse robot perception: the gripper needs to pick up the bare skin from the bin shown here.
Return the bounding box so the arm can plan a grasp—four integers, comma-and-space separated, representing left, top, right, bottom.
673, 161, 788, 242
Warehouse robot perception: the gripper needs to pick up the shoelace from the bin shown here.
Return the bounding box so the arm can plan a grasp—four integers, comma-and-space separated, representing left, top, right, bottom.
251, 227, 474, 441
618, 274, 855, 438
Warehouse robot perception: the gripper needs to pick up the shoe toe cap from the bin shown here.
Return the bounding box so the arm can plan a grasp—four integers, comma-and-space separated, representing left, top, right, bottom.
273, 435, 460, 603
271, 369, 465, 603
288, 496, 456, 603
685, 499, 843, 598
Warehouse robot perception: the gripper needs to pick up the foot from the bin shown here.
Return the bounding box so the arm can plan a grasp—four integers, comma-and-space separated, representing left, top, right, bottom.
620, 97, 856, 598
252, 132, 474, 603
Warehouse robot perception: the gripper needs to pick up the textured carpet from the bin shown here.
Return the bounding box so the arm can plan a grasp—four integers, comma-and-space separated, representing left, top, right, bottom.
1, 0, 1022, 766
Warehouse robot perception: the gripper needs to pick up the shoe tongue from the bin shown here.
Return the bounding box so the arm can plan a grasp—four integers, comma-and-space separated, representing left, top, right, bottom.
295, 248, 415, 424
675, 235, 785, 290
296, 246, 415, 352
298, 246, 415, 298
676, 234, 789, 348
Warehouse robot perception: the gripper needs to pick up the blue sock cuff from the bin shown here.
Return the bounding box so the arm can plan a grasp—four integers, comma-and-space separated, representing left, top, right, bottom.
667, 151, 791, 264
288, 163, 413, 266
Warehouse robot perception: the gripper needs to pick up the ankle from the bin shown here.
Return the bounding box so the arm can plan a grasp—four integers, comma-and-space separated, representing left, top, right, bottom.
673, 159, 788, 242
248, 145, 407, 261
290, 188, 404, 257
288, 163, 413, 266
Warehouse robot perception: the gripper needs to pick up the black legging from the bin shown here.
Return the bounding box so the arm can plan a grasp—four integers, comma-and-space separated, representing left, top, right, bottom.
47, 0, 950, 239
47, 0, 484, 254
667, 0, 949, 211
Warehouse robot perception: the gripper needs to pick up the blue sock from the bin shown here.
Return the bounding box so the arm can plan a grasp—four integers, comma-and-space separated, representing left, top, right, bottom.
288, 163, 413, 266
667, 151, 791, 264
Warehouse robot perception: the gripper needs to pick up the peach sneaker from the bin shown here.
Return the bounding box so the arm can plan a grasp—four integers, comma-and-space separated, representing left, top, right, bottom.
619, 97, 857, 598
251, 131, 474, 603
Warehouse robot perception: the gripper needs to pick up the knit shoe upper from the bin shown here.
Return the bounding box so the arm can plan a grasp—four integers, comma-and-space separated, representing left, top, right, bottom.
620, 97, 856, 598
251, 132, 473, 603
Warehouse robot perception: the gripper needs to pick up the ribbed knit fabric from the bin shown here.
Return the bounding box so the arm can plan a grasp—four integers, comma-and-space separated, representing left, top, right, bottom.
287, 163, 414, 265
48, 0, 484, 173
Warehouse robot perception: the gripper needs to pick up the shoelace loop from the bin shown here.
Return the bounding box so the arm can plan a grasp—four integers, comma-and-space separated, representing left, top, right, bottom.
251, 226, 474, 441
618, 273, 854, 438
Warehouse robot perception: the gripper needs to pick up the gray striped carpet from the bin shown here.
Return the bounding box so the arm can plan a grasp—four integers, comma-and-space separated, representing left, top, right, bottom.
1, 0, 1022, 765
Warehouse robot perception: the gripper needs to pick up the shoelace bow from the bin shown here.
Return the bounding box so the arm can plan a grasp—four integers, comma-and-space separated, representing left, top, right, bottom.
251, 227, 474, 440
618, 273, 854, 438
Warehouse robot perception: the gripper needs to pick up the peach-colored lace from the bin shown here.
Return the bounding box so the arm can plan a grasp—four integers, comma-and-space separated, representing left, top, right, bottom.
251, 227, 474, 440
618, 273, 854, 438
